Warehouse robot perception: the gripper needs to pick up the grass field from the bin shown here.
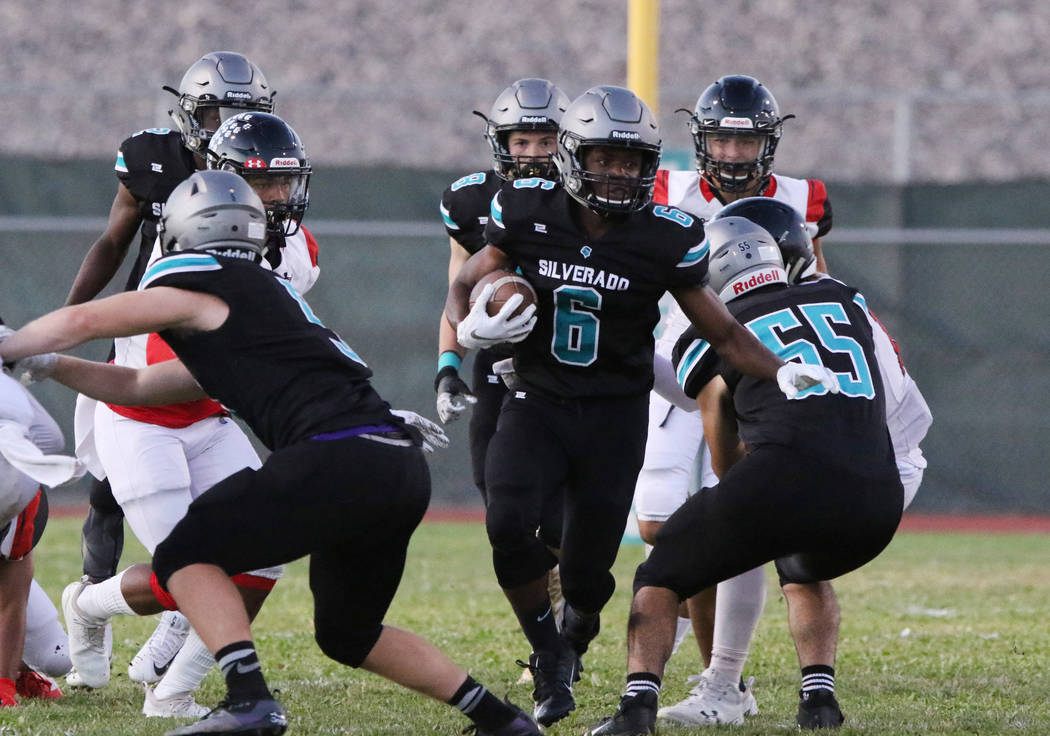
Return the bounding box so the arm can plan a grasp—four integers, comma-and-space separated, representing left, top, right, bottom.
3, 517, 1050, 735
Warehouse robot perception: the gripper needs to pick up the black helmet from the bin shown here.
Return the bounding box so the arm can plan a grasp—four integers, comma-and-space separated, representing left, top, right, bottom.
686, 75, 791, 194
710, 197, 815, 282
207, 112, 310, 236
164, 52, 275, 155
476, 78, 570, 180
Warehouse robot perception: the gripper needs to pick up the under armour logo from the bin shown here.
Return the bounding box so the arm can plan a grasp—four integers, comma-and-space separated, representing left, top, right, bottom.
151, 163, 163, 173
534, 223, 548, 234
580, 245, 592, 258
244, 158, 267, 169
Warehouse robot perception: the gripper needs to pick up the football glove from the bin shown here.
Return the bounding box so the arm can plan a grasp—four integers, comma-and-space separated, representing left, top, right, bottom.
12, 352, 59, 387
455, 284, 537, 350
434, 366, 477, 424
776, 361, 841, 400
391, 409, 450, 453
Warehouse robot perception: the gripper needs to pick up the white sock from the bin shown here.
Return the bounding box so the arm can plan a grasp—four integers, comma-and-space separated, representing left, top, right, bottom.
709, 566, 766, 683
77, 569, 135, 620
152, 630, 216, 700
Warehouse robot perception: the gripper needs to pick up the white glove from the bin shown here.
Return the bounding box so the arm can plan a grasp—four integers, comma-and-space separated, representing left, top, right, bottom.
456, 284, 537, 350
391, 409, 450, 453
776, 362, 841, 400
12, 353, 59, 387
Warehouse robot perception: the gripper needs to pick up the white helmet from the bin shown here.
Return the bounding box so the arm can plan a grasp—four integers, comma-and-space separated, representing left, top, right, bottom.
704, 216, 788, 302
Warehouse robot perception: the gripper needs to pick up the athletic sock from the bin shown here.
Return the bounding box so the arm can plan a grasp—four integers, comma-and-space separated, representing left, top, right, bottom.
800, 664, 836, 694
77, 569, 134, 620
624, 672, 661, 699
515, 599, 564, 655
215, 641, 271, 701
448, 675, 517, 732
153, 630, 215, 700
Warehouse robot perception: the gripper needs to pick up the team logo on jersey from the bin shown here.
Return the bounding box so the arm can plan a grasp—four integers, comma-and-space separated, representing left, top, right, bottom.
534, 223, 548, 234
719, 116, 755, 129
269, 157, 300, 168
244, 158, 267, 169
151, 163, 163, 173
580, 245, 592, 258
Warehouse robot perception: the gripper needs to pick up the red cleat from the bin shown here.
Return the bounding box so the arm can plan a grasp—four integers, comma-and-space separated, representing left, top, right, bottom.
15, 669, 62, 699
0, 677, 17, 706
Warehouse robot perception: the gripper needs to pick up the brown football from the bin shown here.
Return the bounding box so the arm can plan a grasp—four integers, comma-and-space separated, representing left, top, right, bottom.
469, 269, 538, 318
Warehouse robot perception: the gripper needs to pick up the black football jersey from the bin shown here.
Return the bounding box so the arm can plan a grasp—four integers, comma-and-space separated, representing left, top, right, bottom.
672, 278, 892, 471
139, 253, 395, 450
115, 129, 198, 289
484, 180, 709, 398
440, 171, 502, 254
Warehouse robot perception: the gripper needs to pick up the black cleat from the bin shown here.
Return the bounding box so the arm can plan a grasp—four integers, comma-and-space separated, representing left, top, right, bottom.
463, 701, 543, 735
519, 650, 577, 726
586, 691, 657, 735
797, 688, 845, 729
163, 696, 287, 735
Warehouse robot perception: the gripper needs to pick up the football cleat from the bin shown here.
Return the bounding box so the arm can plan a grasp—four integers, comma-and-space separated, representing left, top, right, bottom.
143, 684, 211, 719
129, 611, 192, 683
797, 688, 844, 729
15, 669, 62, 699
586, 691, 658, 735
163, 696, 287, 735
61, 577, 112, 689
464, 701, 543, 736
656, 670, 758, 726
519, 649, 577, 726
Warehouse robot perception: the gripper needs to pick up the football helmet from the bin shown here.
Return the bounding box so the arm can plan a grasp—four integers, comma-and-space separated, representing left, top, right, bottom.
555, 85, 661, 215
686, 75, 792, 194
164, 52, 275, 155
710, 197, 816, 282
704, 216, 788, 303
477, 78, 569, 180
159, 170, 268, 263
207, 112, 310, 236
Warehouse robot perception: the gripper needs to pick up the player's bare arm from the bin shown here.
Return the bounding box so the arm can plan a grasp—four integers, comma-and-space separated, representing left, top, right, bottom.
50, 355, 205, 406
444, 244, 512, 326
65, 182, 144, 306
2, 287, 228, 359
439, 237, 472, 356
812, 237, 828, 275
697, 375, 746, 478
671, 283, 784, 381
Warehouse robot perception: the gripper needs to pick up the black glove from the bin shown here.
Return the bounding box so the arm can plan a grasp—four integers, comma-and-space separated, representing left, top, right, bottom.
434, 365, 477, 424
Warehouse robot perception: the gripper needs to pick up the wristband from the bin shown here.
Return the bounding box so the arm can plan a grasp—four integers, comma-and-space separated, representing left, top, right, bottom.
437, 351, 462, 372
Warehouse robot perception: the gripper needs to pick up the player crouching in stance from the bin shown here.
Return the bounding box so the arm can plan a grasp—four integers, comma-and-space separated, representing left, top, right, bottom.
586, 216, 905, 735
0, 170, 541, 736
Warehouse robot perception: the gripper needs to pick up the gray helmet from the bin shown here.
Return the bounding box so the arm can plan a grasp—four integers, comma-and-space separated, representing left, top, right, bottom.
555, 86, 661, 215
476, 78, 569, 180
164, 52, 275, 155
704, 216, 788, 302
159, 170, 268, 262
709, 197, 815, 282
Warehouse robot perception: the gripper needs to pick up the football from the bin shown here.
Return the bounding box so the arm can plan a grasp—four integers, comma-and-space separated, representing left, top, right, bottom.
469, 269, 538, 318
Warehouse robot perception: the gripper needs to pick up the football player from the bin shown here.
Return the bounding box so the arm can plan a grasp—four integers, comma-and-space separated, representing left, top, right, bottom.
586, 214, 908, 736
67, 113, 318, 720
0, 344, 80, 706
634, 75, 833, 725
1, 169, 541, 736
62, 51, 275, 697
444, 85, 838, 727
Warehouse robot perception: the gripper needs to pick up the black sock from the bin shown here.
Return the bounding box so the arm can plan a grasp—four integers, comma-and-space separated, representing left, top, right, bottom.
448, 675, 516, 732
800, 664, 835, 694
624, 671, 661, 699
514, 599, 564, 654
216, 641, 271, 701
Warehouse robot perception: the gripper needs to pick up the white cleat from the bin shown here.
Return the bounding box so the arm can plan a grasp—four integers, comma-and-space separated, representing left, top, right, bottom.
61, 578, 112, 689
141, 684, 210, 718
656, 670, 758, 727
129, 611, 192, 683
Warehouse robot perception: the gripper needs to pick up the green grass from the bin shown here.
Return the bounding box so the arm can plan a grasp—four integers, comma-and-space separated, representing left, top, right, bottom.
4, 518, 1050, 734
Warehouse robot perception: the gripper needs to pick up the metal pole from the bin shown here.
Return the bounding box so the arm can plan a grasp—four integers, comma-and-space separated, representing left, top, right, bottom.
627, 0, 660, 115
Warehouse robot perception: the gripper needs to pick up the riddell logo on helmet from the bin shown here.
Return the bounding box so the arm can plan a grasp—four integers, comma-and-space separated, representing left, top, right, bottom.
225, 90, 253, 100
610, 130, 641, 140
244, 158, 267, 169
720, 117, 755, 129
519, 116, 550, 123
269, 158, 300, 168
732, 268, 785, 295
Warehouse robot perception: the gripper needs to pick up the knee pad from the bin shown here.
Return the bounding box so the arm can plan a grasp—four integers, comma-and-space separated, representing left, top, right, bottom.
81, 505, 124, 580
314, 619, 382, 668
